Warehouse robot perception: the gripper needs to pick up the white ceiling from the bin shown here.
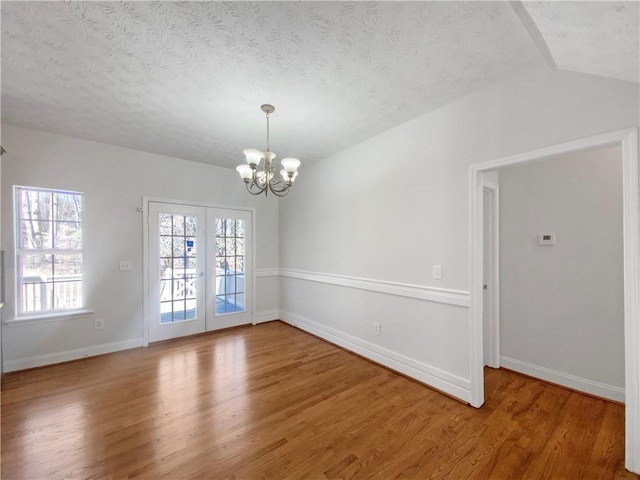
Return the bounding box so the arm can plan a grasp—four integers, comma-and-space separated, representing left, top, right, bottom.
1, 1, 637, 169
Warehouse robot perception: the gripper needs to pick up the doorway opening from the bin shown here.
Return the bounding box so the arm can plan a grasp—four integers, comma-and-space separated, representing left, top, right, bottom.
469, 128, 639, 473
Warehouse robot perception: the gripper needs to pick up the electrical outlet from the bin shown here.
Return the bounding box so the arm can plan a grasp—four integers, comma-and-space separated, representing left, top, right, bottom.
94, 318, 104, 330
373, 322, 381, 335
432, 265, 443, 280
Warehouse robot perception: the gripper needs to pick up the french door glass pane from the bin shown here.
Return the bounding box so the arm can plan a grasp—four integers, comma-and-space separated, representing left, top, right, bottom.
215, 218, 245, 315
159, 213, 198, 324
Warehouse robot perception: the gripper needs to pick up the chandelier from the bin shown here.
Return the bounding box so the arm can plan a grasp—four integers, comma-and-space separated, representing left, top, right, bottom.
236, 104, 301, 197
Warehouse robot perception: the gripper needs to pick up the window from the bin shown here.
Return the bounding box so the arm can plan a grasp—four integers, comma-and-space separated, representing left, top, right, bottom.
15, 186, 84, 315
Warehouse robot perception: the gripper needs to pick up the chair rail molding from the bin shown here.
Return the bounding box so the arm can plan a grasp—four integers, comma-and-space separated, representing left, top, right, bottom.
279, 268, 469, 308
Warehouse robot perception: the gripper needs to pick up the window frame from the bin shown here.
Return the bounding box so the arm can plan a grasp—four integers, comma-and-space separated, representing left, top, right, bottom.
14, 185, 86, 317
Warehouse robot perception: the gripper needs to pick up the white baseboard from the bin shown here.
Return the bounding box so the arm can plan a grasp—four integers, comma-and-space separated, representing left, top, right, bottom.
254, 310, 280, 324
279, 310, 471, 403
501, 356, 625, 403
3, 338, 145, 373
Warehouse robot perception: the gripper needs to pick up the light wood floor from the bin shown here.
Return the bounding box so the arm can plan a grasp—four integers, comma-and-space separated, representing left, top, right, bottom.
1, 321, 637, 480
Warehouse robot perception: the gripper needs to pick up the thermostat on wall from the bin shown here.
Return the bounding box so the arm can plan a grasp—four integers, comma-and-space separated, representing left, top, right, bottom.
538, 233, 556, 246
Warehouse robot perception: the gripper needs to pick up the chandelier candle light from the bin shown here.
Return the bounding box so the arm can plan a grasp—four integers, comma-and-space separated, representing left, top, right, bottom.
236, 104, 301, 197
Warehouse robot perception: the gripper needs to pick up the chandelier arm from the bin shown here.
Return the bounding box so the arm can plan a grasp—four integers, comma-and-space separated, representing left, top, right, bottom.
268, 177, 290, 194
268, 183, 290, 197
246, 179, 268, 196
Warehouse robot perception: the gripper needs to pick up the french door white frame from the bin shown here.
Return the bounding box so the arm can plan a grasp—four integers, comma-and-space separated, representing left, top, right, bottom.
148, 202, 206, 342
468, 128, 639, 474
142, 197, 256, 346
205, 207, 253, 331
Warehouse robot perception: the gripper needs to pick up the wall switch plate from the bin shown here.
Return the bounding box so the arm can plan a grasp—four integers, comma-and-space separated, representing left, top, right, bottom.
94, 318, 104, 330
433, 265, 443, 280
119, 260, 132, 271
373, 322, 381, 335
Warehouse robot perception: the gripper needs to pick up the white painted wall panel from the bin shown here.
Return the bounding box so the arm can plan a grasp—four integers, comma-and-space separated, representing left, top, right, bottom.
0, 125, 279, 367
499, 146, 624, 389
279, 68, 639, 401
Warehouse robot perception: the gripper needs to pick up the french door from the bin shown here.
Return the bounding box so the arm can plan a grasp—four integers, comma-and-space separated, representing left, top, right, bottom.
148, 202, 252, 343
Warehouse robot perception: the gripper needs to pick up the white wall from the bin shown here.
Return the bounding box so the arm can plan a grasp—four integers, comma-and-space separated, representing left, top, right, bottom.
279, 67, 639, 402
0, 125, 280, 371
498, 146, 624, 400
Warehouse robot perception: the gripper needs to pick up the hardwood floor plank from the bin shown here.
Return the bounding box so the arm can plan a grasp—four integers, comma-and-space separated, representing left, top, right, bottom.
1, 322, 636, 480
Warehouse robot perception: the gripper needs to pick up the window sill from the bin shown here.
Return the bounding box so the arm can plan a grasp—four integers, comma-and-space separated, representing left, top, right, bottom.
4, 309, 95, 326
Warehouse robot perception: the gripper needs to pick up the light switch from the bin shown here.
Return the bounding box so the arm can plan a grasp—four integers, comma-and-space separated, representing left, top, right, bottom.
119, 260, 132, 271
433, 265, 442, 280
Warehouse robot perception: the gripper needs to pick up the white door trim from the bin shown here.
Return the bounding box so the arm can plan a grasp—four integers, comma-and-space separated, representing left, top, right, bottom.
468, 128, 640, 474
482, 180, 500, 369
142, 196, 256, 347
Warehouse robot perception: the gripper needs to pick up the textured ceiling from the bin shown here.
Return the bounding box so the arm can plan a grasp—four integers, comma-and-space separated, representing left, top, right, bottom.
522, 1, 639, 84
0, 2, 637, 170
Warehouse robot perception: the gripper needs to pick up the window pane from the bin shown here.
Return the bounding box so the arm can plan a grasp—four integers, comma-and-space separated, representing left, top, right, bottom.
172, 215, 184, 235
225, 219, 235, 237
160, 258, 172, 277
216, 257, 226, 274
54, 221, 82, 250
226, 257, 237, 271
54, 193, 82, 222
215, 218, 224, 237
20, 253, 52, 312
53, 253, 83, 276
216, 237, 225, 257
236, 293, 245, 310
53, 279, 82, 309
185, 257, 197, 271
20, 220, 52, 249
172, 300, 186, 321
236, 220, 245, 238
160, 280, 172, 302
225, 238, 235, 257
20, 190, 52, 222
236, 274, 245, 294
160, 236, 172, 258
184, 299, 196, 320
21, 253, 53, 280
236, 238, 245, 256
172, 279, 184, 301
173, 258, 187, 272
159, 214, 172, 235
172, 238, 185, 257
160, 301, 172, 323
183, 274, 197, 299
185, 216, 197, 236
